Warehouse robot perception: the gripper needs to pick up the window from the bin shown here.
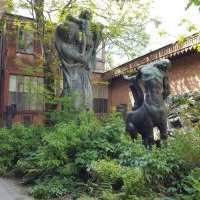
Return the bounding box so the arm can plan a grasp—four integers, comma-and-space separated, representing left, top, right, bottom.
93, 98, 107, 113
93, 84, 108, 113
9, 75, 44, 111
17, 26, 34, 53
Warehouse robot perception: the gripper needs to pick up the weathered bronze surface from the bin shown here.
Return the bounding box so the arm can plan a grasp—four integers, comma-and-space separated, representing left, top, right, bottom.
55, 10, 102, 110
124, 59, 171, 148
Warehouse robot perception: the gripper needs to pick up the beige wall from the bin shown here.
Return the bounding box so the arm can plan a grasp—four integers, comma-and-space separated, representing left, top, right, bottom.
108, 77, 131, 111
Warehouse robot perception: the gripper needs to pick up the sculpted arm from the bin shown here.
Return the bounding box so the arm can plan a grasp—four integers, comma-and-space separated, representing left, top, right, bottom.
60, 43, 89, 65
123, 74, 136, 81
55, 25, 89, 65
123, 70, 141, 81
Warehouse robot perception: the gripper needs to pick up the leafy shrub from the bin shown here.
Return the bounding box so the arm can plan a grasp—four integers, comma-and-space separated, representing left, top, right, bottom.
168, 131, 200, 168
77, 195, 98, 200
0, 125, 44, 176
123, 167, 145, 195
91, 159, 123, 183
178, 168, 200, 200
0, 109, 200, 199
31, 177, 68, 199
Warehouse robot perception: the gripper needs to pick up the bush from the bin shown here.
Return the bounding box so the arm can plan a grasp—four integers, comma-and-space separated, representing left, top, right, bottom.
123, 167, 145, 195
178, 168, 200, 200
31, 177, 68, 199
0, 125, 44, 176
168, 131, 200, 168
0, 110, 199, 199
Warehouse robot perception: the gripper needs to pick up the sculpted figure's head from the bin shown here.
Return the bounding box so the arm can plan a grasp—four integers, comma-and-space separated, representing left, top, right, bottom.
56, 24, 68, 42
79, 10, 92, 20
154, 59, 171, 72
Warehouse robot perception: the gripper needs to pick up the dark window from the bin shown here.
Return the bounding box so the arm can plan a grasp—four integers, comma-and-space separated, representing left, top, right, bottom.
9, 75, 44, 111
17, 26, 34, 53
93, 84, 108, 113
93, 98, 108, 113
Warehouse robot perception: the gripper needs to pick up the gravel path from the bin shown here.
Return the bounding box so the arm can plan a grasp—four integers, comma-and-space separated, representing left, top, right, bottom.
0, 178, 33, 200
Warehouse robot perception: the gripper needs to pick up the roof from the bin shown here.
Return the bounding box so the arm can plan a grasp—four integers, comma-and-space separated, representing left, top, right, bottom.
103, 33, 200, 80
4, 13, 35, 21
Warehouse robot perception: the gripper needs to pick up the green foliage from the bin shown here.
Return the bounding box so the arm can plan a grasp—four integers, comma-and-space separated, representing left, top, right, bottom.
6, 0, 14, 12
187, 0, 200, 8
169, 131, 200, 168
91, 159, 123, 183
187, 168, 200, 198
31, 177, 68, 199
123, 167, 145, 195
177, 35, 187, 45
0, 109, 200, 199
0, 125, 44, 176
13, 0, 154, 68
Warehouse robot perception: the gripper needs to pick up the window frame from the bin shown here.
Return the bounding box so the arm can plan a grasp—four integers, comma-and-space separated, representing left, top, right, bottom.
17, 25, 34, 54
8, 74, 44, 112
92, 84, 108, 113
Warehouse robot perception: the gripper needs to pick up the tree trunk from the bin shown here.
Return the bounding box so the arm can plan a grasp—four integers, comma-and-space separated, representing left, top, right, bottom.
34, 0, 56, 125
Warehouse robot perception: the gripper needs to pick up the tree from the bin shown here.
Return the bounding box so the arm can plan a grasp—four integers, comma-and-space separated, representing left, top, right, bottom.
7, 0, 154, 122
186, 0, 200, 8
13, 0, 154, 66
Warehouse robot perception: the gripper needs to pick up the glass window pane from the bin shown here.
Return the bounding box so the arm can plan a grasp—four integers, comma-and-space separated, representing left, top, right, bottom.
103, 85, 108, 98
9, 75, 44, 111
18, 27, 25, 50
17, 92, 26, 110
31, 77, 38, 93
9, 92, 17, 105
92, 84, 108, 99
37, 93, 44, 111
93, 98, 108, 113
38, 77, 44, 93
24, 76, 30, 92
9, 75, 17, 92
18, 27, 34, 53
26, 32, 34, 53
24, 92, 30, 110
30, 93, 37, 110
17, 75, 24, 92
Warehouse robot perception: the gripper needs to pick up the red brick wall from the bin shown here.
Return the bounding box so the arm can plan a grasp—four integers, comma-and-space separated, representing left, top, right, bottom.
0, 16, 44, 126
12, 112, 44, 125
169, 52, 200, 95
108, 52, 200, 111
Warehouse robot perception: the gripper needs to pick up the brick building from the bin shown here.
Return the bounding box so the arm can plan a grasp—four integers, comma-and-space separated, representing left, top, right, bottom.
0, 13, 107, 126
104, 33, 200, 111
0, 13, 46, 126
1, 12, 200, 126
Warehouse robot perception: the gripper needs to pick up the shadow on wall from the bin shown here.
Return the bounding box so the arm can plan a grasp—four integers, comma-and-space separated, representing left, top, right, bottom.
170, 70, 200, 95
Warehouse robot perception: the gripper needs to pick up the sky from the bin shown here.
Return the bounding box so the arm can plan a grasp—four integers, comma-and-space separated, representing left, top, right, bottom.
11, 0, 200, 66
146, 0, 200, 51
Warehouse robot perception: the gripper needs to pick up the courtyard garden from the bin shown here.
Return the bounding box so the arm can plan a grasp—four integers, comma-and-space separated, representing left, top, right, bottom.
0, 96, 200, 199
0, 0, 200, 199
